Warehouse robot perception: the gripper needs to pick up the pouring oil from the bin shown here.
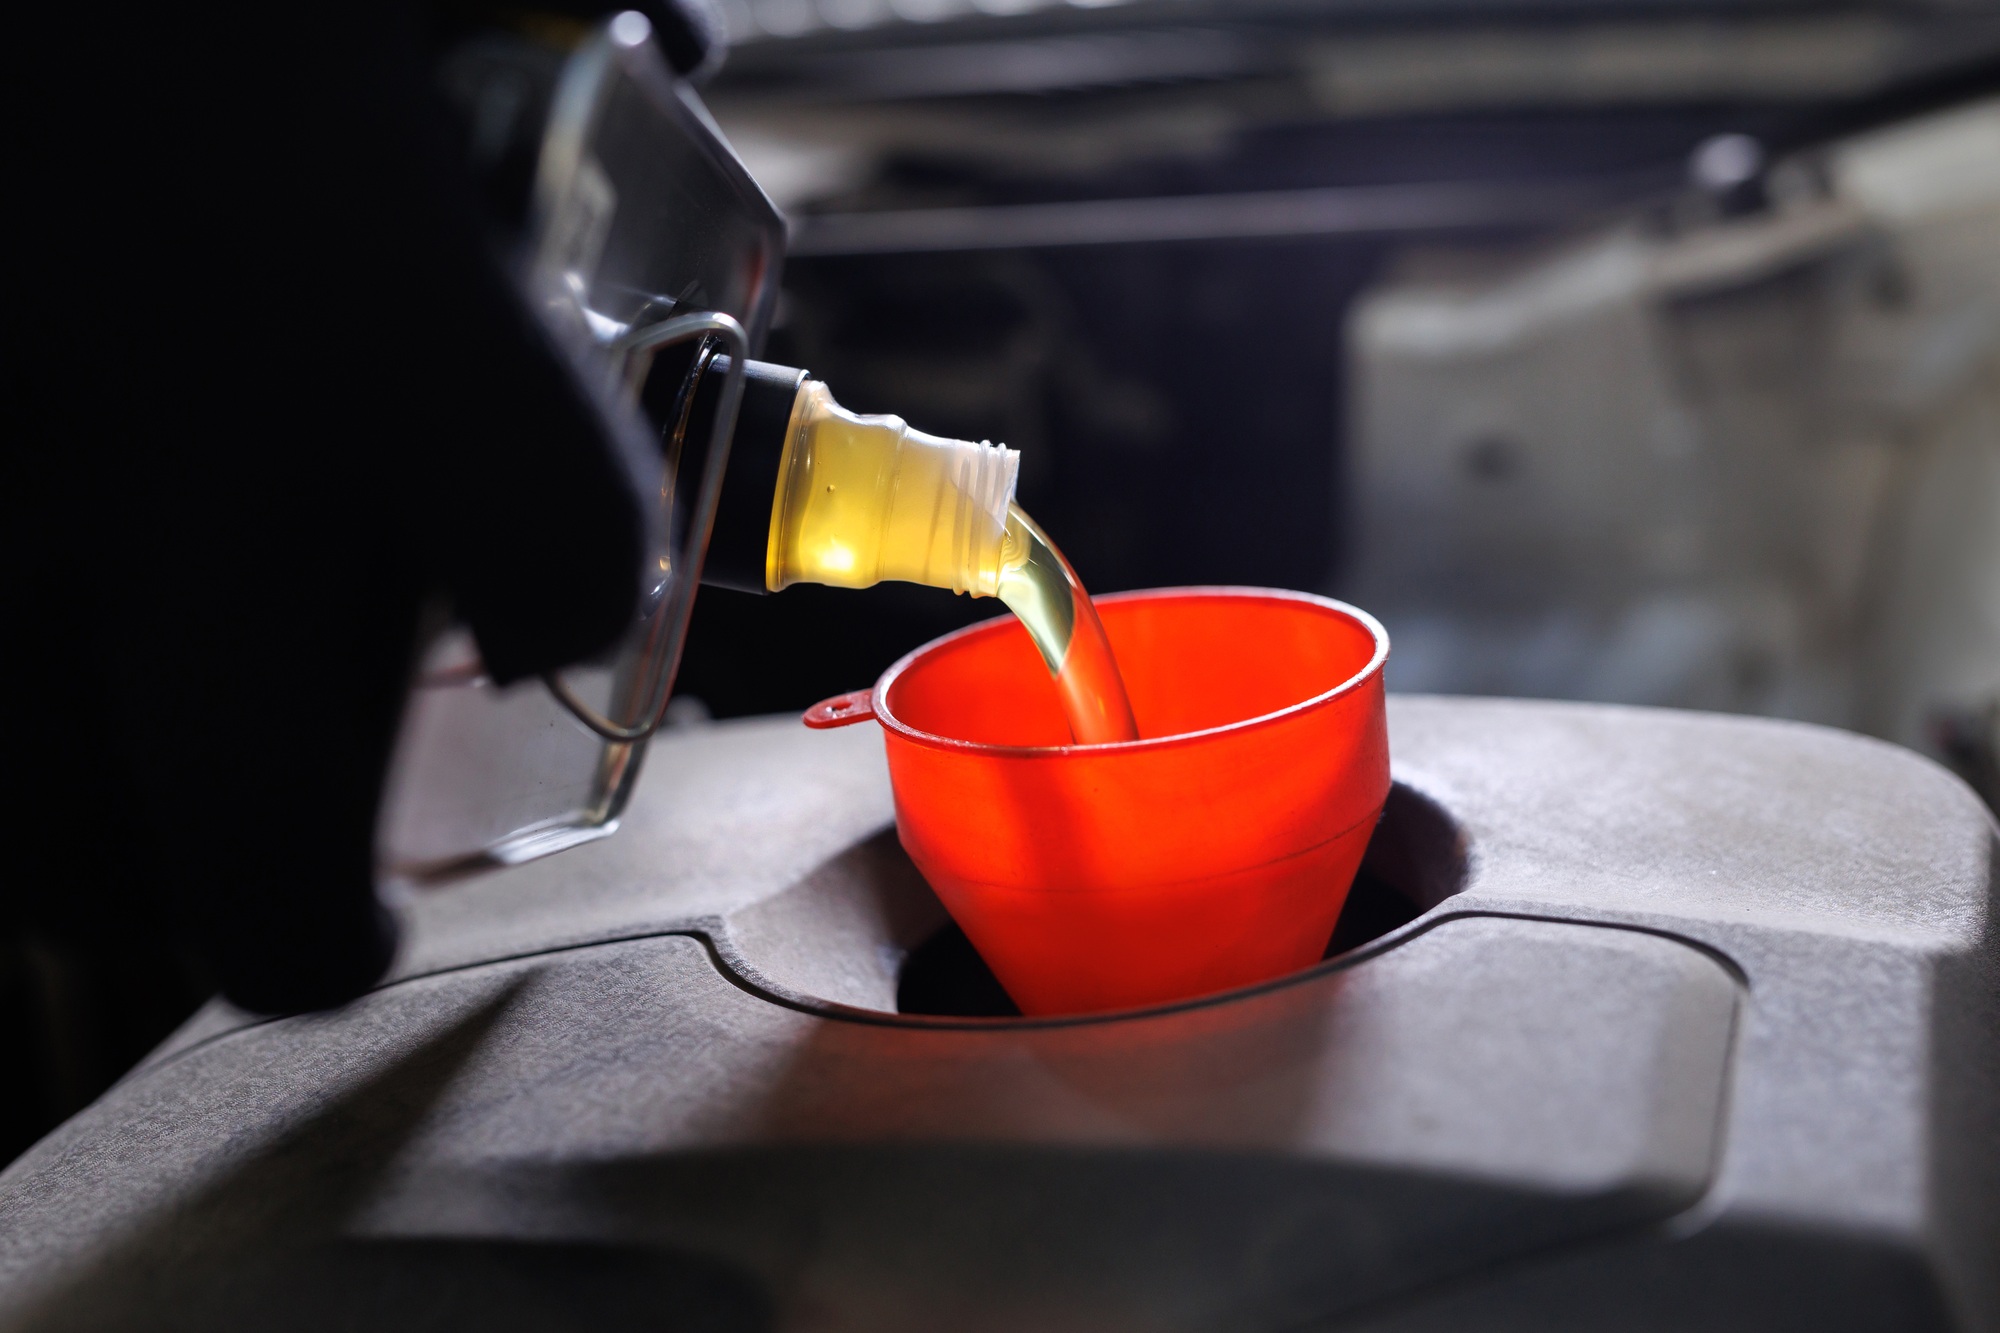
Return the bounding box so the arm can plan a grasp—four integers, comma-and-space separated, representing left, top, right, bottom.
761, 379, 1139, 744
993, 504, 1138, 745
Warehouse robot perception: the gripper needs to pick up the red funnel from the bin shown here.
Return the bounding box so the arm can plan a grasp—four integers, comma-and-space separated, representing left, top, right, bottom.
806, 587, 1390, 1016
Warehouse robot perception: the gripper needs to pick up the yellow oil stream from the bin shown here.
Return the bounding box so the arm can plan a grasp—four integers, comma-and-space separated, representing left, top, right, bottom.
994, 503, 1138, 745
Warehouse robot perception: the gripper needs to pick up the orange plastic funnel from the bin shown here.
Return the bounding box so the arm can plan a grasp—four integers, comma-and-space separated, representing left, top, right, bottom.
806, 587, 1390, 1016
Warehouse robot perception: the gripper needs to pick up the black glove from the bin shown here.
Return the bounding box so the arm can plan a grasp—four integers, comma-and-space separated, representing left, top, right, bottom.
12, 0, 716, 1016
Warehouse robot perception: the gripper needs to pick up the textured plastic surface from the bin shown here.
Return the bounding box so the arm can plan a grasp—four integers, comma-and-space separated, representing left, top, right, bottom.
869, 587, 1389, 1014
3, 700, 1994, 1331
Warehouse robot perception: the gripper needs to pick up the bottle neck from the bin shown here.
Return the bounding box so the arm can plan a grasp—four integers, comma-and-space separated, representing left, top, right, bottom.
670, 354, 806, 595
766, 380, 1020, 597
674, 356, 1020, 598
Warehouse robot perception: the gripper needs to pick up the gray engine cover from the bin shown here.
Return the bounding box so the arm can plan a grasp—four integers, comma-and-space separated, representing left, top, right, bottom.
1, 697, 1994, 1331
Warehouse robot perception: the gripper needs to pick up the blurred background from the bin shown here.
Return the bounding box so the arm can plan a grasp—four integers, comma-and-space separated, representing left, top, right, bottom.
671, 0, 2000, 810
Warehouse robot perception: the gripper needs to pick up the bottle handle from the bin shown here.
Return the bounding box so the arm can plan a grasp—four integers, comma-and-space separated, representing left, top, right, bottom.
803, 688, 877, 729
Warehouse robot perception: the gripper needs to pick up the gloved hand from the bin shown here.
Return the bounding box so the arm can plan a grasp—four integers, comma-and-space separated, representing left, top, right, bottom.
13, 0, 725, 1019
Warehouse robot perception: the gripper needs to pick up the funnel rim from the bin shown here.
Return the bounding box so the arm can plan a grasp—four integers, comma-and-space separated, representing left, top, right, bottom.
873, 585, 1389, 758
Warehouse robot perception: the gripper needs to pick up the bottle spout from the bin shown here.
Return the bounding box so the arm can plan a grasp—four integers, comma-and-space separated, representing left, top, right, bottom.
679, 355, 1019, 599
767, 380, 1019, 596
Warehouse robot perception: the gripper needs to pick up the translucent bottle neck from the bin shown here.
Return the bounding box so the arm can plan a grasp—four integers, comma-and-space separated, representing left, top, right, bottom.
766, 380, 1021, 597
